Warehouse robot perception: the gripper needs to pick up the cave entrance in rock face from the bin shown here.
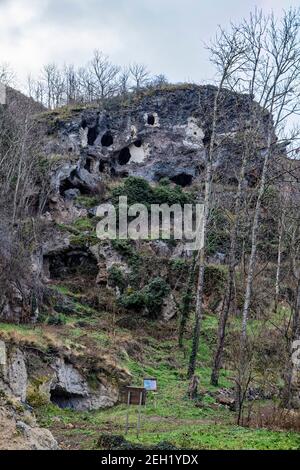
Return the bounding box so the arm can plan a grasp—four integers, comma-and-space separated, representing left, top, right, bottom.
147, 114, 155, 125
45, 250, 98, 280
101, 131, 113, 147
87, 126, 98, 145
99, 160, 106, 172
50, 387, 83, 410
134, 139, 142, 147
118, 147, 131, 165
170, 173, 193, 187
84, 158, 93, 173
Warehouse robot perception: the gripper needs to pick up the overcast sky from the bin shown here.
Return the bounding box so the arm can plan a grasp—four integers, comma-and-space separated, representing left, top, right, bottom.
0, 0, 299, 88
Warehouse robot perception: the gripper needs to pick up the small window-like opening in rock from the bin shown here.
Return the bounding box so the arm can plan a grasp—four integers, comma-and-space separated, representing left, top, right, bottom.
170, 173, 193, 187
87, 126, 98, 145
99, 161, 105, 172
59, 178, 76, 196
101, 131, 113, 147
81, 119, 87, 129
147, 114, 155, 125
118, 147, 131, 165
134, 139, 142, 148
84, 158, 93, 173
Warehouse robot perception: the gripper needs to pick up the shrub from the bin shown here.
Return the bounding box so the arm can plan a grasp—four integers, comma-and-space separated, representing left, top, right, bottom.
108, 265, 127, 292
111, 176, 193, 207
46, 313, 66, 325
143, 277, 170, 318
118, 277, 170, 318
118, 290, 146, 311
112, 176, 153, 207
203, 265, 227, 297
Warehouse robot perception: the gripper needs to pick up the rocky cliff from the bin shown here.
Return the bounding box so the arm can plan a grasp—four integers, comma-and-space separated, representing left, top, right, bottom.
41, 84, 274, 199
0, 84, 291, 414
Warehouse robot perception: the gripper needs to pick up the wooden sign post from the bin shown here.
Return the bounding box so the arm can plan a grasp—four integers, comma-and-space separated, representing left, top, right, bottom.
123, 386, 146, 437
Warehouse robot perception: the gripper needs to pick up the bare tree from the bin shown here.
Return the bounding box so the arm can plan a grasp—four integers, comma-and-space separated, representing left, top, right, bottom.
187, 25, 246, 378
0, 62, 15, 85
118, 66, 131, 96
90, 50, 120, 100
129, 63, 150, 91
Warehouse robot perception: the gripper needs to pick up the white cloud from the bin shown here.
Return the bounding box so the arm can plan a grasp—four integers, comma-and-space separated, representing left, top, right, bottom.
0, 0, 299, 88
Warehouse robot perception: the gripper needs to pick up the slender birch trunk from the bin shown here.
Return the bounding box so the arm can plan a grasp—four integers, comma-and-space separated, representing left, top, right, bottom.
187, 86, 221, 378
210, 143, 248, 385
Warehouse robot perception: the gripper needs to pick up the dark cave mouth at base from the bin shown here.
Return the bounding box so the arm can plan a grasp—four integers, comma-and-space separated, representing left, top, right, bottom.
44, 250, 98, 280
50, 388, 86, 410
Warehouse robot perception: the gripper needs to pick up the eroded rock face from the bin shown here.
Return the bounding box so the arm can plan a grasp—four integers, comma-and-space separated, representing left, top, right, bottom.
0, 340, 129, 411
49, 358, 120, 410
45, 85, 275, 200
0, 395, 58, 450
162, 293, 177, 322
0, 344, 27, 401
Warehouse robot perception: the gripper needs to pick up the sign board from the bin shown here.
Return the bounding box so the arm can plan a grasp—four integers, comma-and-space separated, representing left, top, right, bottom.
143, 377, 157, 391
122, 386, 147, 406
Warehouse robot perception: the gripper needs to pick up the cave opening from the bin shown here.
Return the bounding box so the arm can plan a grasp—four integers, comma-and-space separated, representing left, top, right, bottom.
81, 119, 87, 129
170, 173, 193, 187
99, 161, 106, 172
59, 178, 77, 196
59, 168, 100, 197
45, 250, 98, 280
118, 147, 131, 165
134, 139, 142, 148
101, 131, 114, 147
50, 387, 83, 410
84, 158, 93, 173
87, 126, 99, 145
147, 114, 155, 125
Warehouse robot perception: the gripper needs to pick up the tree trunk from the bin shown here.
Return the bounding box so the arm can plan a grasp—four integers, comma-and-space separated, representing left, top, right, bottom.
187, 86, 220, 379
178, 254, 197, 348
274, 212, 284, 313
211, 144, 248, 386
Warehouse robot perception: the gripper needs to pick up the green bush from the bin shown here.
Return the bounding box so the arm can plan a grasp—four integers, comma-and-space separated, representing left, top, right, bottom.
108, 266, 127, 292
46, 313, 66, 326
143, 277, 170, 317
203, 265, 227, 297
111, 176, 193, 207
119, 291, 146, 311
112, 177, 153, 207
